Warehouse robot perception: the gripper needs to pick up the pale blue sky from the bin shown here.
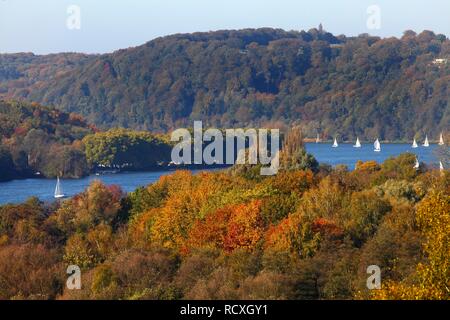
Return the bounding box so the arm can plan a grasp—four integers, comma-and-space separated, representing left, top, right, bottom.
1, 0, 449, 54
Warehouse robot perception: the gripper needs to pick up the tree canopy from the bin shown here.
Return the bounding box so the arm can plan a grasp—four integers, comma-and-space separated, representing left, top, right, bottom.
0, 154, 448, 300
0, 28, 448, 140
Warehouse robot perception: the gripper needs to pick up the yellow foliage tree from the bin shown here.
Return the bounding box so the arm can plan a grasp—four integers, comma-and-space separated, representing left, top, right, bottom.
371, 192, 449, 299
146, 171, 236, 249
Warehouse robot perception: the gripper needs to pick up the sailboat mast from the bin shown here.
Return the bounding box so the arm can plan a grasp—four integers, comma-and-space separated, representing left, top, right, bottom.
55, 177, 60, 196
423, 135, 429, 147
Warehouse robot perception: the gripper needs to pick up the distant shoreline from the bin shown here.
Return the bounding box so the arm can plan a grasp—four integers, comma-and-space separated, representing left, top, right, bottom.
0, 164, 231, 184
303, 139, 440, 144
0, 142, 444, 184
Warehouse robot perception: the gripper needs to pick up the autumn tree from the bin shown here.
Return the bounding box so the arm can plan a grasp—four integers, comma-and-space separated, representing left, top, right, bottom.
371, 192, 449, 299
0, 244, 63, 299
51, 181, 124, 235
185, 200, 264, 253
280, 126, 318, 172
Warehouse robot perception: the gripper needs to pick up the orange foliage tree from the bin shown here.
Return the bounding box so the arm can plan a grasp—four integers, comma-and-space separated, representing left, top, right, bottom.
184, 200, 264, 253
134, 171, 236, 250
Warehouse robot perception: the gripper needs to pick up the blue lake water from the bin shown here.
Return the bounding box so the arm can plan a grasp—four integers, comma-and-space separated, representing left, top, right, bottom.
0, 143, 444, 205
305, 142, 440, 169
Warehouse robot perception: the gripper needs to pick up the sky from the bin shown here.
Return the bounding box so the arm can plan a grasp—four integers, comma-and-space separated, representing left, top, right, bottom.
0, 0, 449, 54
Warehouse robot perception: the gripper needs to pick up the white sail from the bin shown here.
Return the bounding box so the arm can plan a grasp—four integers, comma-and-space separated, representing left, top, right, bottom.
412, 139, 418, 148
354, 137, 361, 148
440, 161, 444, 171
316, 134, 320, 143
423, 135, 429, 147
374, 139, 381, 152
413, 157, 420, 169
439, 133, 444, 145
332, 137, 338, 148
54, 176, 65, 198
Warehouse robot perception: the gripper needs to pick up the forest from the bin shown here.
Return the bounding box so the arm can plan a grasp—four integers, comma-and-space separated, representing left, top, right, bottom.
0, 27, 448, 301
0, 28, 448, 140
0, 100, 171, 181
0, 130, 448, 300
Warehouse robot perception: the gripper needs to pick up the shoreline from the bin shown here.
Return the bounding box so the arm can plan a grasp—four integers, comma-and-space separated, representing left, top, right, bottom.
0, 164, 231, 184
303, 139, 441, 144
0, 143, 443, 184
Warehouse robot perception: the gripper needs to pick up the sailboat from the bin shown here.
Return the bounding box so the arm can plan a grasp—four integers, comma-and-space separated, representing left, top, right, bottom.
332, 137, 338, 148
374, 139, 381, 152
353, 137, 361, 148
423, 135, 429, 147
438, 133, 445, 146
411, 138, 418, 148
440, 161, 444, 172
54, 176, 65, 199
316, 134, 320, 143
413, 157, 420, 170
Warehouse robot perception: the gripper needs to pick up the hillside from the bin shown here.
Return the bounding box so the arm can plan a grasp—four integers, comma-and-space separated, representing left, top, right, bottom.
0, 100, 95, 180
0, 28, 449, 140
0, 100, 171, 181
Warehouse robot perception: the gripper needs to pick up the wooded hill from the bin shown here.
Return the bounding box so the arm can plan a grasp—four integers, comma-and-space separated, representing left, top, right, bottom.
0, 28, 448, 140
0, 100, 171, 181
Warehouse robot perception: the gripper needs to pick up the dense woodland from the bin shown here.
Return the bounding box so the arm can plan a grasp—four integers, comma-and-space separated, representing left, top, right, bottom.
0, 100, 94, 180
0, 100, 171, 181
0, 129, 448, 300
82, 128, 171, 171
0, 28, 449, 301
0, 28, 448, 140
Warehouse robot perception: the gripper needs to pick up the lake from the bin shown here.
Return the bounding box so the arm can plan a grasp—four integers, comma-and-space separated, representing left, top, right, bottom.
0, 143, 443, 205
305, 142, 440, 169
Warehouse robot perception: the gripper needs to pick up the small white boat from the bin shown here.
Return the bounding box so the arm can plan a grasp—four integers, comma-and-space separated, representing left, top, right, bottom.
54, 176, 66, 199
353, 137, 361, 148
168, 160, 182, 166
411, 138, 418, 148
316, 134, 320, 143
438, 133, 445, 146
423, 135, 429, 147
413, 157, 420, 170
440, 161, 444, 172
374, 139, 381, 152
332, 137, 338, 148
